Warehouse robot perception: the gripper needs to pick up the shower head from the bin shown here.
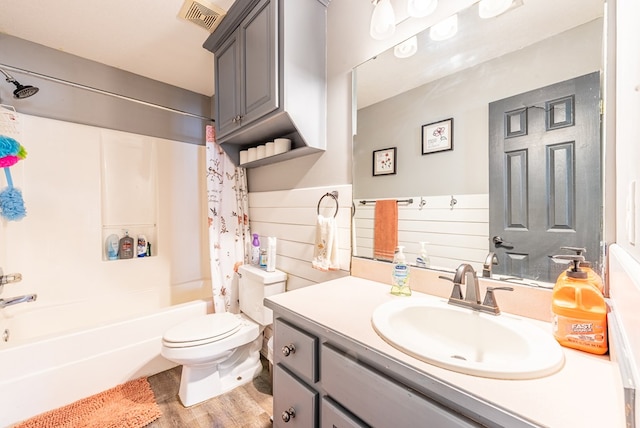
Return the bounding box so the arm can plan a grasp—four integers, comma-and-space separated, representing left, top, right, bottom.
0, 68, 39, 99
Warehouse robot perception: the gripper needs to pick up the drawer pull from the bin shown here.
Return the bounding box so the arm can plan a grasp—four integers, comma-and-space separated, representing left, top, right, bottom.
281, 407, 296, 422
282, 344, 296, 356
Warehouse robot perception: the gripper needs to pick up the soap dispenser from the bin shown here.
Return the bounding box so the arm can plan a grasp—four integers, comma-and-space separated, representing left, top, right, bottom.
551, 255, 607, 355
391, 246, 411, 296
417, 241, 431, 268
118, 231, 134, 259
560, 246, 604, 293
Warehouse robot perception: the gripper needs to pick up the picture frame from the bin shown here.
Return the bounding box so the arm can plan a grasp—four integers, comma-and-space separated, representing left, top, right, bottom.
422, 118, 453, 155
372, 147, 397, 176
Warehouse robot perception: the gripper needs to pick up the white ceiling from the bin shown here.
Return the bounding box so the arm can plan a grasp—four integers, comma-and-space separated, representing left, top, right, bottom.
0, 0, 604, 103
0, 0, 237, 96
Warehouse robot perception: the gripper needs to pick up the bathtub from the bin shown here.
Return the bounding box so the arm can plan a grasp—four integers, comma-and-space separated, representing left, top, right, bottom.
0, 287, 212, 427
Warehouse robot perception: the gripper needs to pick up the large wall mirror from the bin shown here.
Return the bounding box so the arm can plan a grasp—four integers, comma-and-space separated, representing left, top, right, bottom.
352, 0, 605, 286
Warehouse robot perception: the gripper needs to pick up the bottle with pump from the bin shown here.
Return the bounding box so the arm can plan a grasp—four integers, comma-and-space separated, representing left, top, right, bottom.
251, 234, 260, 265
417, 241, 431, 268
391, 246, 411, 296
551, 255, 607, 355
118, 231, 134, 259
559, 246, 604, 293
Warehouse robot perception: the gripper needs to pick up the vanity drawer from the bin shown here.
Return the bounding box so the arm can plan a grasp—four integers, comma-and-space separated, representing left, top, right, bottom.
321, 344, 481, 428
274, 318, 318, 383
321, 396, 369, 428
273, 364, 318, 428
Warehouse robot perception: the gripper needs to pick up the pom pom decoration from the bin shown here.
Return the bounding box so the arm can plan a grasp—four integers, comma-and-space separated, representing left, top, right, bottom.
0, 135, 27, 221
0, 135, 21, 157
0, 183, 26, 221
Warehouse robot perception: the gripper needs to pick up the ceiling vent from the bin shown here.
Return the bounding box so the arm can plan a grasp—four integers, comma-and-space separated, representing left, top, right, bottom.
178, 0, 226, 33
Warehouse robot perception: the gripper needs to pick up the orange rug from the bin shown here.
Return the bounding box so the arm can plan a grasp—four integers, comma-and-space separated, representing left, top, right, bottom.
14, 377, 161, 428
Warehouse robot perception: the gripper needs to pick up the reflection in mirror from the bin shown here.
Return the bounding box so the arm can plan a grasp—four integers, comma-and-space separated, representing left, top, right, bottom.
352, 0, 605, 286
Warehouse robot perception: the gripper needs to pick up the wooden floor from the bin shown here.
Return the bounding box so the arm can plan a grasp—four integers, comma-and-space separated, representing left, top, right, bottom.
146, 357, 273, 428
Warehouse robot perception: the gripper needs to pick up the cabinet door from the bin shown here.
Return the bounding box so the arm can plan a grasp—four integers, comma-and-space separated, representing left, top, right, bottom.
274, 364, 318, 428
239, 0, 278, 126
215, 31, 242, 138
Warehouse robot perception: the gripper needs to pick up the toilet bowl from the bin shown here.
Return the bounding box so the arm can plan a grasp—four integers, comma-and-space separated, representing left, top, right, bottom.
161, 265, 286, 407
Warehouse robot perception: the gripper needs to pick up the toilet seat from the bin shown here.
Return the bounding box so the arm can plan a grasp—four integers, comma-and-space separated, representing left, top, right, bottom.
163, 312, 242, 348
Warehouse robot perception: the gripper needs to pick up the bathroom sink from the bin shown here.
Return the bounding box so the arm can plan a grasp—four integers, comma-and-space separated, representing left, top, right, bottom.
371, 297, 565, 379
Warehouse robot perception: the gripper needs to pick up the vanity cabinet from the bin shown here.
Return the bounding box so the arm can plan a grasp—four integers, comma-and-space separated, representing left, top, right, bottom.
271, 317, 481, 428
203, 0, 328, 166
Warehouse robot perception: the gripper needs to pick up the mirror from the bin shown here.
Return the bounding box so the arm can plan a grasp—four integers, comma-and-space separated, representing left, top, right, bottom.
352, 0, 605, 286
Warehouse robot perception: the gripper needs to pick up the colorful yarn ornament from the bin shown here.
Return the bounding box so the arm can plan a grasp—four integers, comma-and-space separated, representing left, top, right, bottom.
0, 168, 26, 221
0, 135, 21, 157
0, 155, 19, 168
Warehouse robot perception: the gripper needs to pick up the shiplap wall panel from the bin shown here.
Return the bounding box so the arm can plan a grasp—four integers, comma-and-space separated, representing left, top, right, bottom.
249, 185, 351, 290
353, 194, 490, 272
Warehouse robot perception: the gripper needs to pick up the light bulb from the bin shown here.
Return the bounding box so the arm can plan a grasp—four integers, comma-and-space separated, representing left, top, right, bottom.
430, 14, 458, 41
370, 0, 396, 40
478, 0, 513, 18
407, 0, 438, 18
394, 36, 418, 58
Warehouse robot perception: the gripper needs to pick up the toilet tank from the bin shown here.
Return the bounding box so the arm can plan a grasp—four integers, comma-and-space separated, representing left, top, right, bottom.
238, 264, 287, 325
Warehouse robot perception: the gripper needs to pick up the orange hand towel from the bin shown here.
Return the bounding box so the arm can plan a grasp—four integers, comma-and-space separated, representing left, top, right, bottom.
374, 199, 398, 261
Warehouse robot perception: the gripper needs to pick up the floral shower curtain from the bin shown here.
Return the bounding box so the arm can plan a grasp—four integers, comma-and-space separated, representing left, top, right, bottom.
206, 125, 251, 313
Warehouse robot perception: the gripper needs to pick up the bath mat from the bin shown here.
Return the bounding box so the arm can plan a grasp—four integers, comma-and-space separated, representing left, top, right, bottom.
14, 377, 161, 428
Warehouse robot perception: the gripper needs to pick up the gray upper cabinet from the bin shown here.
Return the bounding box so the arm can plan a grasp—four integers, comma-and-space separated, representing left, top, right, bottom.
204, 0, 329, 166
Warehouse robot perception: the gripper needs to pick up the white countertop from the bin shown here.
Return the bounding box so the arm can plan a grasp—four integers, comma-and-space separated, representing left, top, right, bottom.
266, 276, 626, 428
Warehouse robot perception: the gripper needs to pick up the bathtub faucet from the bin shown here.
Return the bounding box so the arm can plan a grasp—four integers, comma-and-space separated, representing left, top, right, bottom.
0, 294, 37, 309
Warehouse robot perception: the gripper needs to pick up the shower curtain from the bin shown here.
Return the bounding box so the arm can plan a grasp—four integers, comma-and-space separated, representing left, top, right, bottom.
206, 125, 250, 313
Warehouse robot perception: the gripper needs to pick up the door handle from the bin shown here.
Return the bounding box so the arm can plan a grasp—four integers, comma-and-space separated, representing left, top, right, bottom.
492, 236, 514, 249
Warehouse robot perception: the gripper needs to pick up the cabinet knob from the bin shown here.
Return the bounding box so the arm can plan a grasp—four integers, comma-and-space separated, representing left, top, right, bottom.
232, 114, 242, 123
281, 407, 296, 422
281, 344, 296, 356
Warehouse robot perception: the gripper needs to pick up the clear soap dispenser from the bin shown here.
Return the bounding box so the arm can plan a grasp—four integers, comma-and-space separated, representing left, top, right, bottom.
391, 246, 411, 296
417, 241, 431, 268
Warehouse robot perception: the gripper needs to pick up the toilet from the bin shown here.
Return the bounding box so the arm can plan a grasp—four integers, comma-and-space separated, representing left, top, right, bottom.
161, 264, 286, 407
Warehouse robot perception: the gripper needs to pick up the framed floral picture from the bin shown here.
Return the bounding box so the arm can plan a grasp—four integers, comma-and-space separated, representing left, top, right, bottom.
422, 118, 453, 155
373, 147, 397, 176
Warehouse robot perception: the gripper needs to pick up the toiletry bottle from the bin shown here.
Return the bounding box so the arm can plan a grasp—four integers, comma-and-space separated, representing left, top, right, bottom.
560, 246, 604, 293
259, 248, 267, 269
551, 255, 607, 355
137, 235, 147, 258
118, 231, 134, 259
417, 241, 431, 268
105, 234, 119, 260
251, 234, 260, 265
391, 246, 411, 296
266, 237, 277, 272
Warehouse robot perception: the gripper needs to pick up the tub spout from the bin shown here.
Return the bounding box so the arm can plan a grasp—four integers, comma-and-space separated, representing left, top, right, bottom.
0, 294, 37, 308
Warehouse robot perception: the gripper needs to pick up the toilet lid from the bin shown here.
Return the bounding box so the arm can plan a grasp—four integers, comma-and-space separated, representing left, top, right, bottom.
163, 312, 242, 346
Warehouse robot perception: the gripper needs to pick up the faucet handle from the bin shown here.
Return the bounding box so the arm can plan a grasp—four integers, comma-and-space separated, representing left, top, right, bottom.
0, 273, 22, 285
482, 286, 514, 314
439, 275, 463, 300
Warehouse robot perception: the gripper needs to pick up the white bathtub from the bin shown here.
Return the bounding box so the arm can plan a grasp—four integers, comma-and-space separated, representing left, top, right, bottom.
0, 289, 212, 427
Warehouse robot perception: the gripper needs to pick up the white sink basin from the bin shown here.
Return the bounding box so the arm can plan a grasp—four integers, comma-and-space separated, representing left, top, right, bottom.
371, 297, 565, 380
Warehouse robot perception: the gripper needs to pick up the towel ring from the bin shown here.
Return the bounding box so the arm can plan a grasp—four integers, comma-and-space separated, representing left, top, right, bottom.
317, 191, 339, 218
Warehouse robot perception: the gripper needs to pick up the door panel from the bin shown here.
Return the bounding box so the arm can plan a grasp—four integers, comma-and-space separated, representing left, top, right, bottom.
489, 72, 602, 283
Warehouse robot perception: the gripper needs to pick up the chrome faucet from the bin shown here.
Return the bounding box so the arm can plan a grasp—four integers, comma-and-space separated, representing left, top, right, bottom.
453, 263, 481, 304
0, 294, 37, 309
440, 263, 513, 315
482, 252, 499, 278
0, 267, 23, 296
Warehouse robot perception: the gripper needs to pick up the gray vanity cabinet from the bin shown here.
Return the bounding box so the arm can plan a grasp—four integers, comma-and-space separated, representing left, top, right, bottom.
204, 0, 328, 166
271, 317, 481, 428
214, 0, 277, 139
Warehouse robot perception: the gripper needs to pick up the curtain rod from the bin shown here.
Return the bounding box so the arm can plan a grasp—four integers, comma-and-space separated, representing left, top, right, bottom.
0, 63, 214, 122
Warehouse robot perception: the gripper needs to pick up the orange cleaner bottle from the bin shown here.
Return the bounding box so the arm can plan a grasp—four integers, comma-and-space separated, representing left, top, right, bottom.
551, 255, 608, 355
560, 246, 604, 293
